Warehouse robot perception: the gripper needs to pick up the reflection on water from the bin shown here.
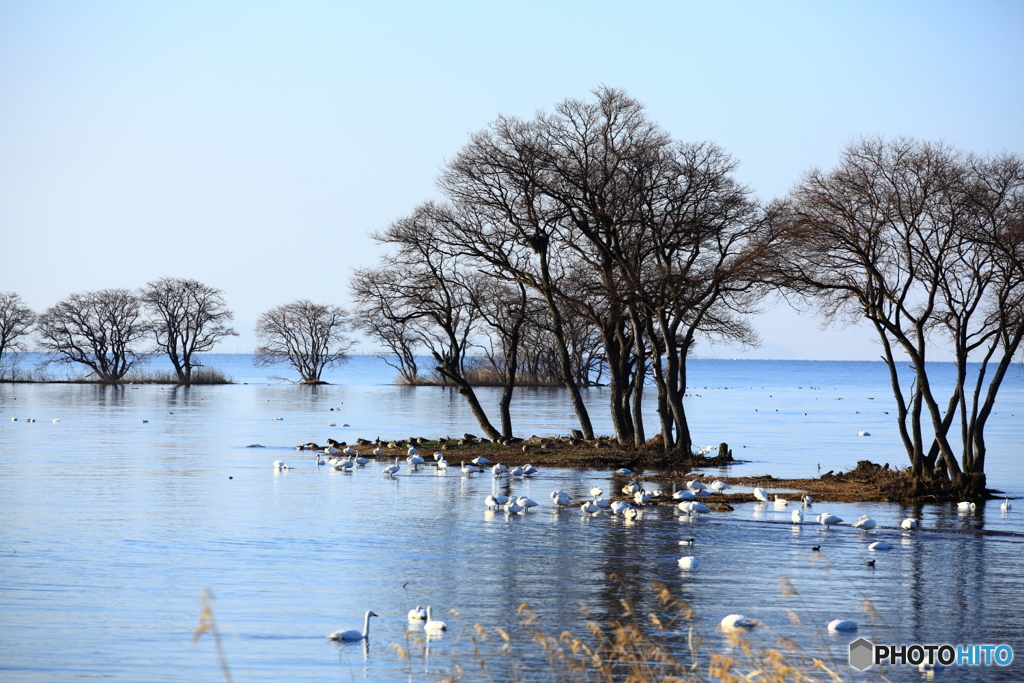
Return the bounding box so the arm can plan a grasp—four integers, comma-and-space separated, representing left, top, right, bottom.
1, 363, 1022, 682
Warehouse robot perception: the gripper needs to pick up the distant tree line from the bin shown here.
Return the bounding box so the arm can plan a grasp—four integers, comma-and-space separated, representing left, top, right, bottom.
0, 283, 355, 386
1, 279, 239, 384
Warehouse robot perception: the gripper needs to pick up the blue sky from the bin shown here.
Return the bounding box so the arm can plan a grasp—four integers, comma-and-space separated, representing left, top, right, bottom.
2, 0, 1022, 358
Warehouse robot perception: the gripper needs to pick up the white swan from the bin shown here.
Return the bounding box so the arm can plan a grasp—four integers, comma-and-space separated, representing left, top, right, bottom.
901, 517, 918, 530
580, 500, 599, 514
868, 541, 892, 550
791, 509, 804, 524
773, 496, 789, 507
382, 457, 400, 476
485, 495, 500, 509
554, 492, 572, 507
678, 556, 699, 569
328, 610, 378, 641
622, 507, 639, 520
595, 498, 611, 509
373, 447, 384, 457
424, 606, 446, 633
957, 501, 976, 512
522, 464, 538, 476
610, 500, 630, 515
673, 490, 697, 501
274, 461, 290, 470
407, 446, 418, 456
505, 500, 524, 514
407, 606, 427, 621
852, 515, 877, 530
407, 454, 425, 469
471, 456, 490, 466
510, 466, 525, 477
827, 619, 857, 632
517, 496, 538, 510
802, 495, 813, 506
590, 486, 603, 498
817, 513, 842, 529
436, 458, 448, 470
710, 481, 731, 491
721, 614, 754, 630
753, 487, 769, 502
858, 429, 870, 437
1001, 497, 1012, 511
688, 480, 707, 491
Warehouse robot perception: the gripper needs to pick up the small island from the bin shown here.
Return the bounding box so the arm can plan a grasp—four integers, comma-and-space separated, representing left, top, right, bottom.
297, 435, 1005, 504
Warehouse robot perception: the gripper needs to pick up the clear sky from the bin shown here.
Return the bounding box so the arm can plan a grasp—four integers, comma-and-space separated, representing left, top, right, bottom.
2, 0, 1022, 359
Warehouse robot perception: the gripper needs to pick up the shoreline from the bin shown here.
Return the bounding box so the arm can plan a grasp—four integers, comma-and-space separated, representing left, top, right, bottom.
303, 436, 1006, 504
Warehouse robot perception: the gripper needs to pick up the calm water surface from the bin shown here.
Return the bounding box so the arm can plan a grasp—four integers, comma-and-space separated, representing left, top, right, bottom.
1, 356, 1022, 682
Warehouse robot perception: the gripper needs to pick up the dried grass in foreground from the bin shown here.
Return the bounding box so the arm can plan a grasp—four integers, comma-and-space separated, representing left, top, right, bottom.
392, 577, 860, 683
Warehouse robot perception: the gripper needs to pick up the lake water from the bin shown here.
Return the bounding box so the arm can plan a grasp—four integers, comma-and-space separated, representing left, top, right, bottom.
1, 354, 1022, 682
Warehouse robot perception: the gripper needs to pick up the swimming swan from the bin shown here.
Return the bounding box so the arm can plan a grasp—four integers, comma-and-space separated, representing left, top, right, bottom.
827, 619, 857, 632
721, 614, 754, 630
425, 606, 447, 633
328, 610, 378, 641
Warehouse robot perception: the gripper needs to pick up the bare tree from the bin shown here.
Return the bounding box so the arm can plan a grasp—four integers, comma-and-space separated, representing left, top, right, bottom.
254, 301, 354, 383
36, 288, 145, 382
359, 315, 422, 384
352, 205, 503, 440
0, 292, 35, 369
439, 87, 766, 450
140, 278, 237, 385
777, 137, 1024, 496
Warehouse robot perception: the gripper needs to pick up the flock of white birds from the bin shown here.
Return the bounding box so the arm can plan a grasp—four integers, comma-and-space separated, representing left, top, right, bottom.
271, 440, 1012, 645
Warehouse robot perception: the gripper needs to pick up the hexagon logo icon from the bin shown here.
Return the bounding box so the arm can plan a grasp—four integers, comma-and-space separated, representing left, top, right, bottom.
849, 637, 874, 671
